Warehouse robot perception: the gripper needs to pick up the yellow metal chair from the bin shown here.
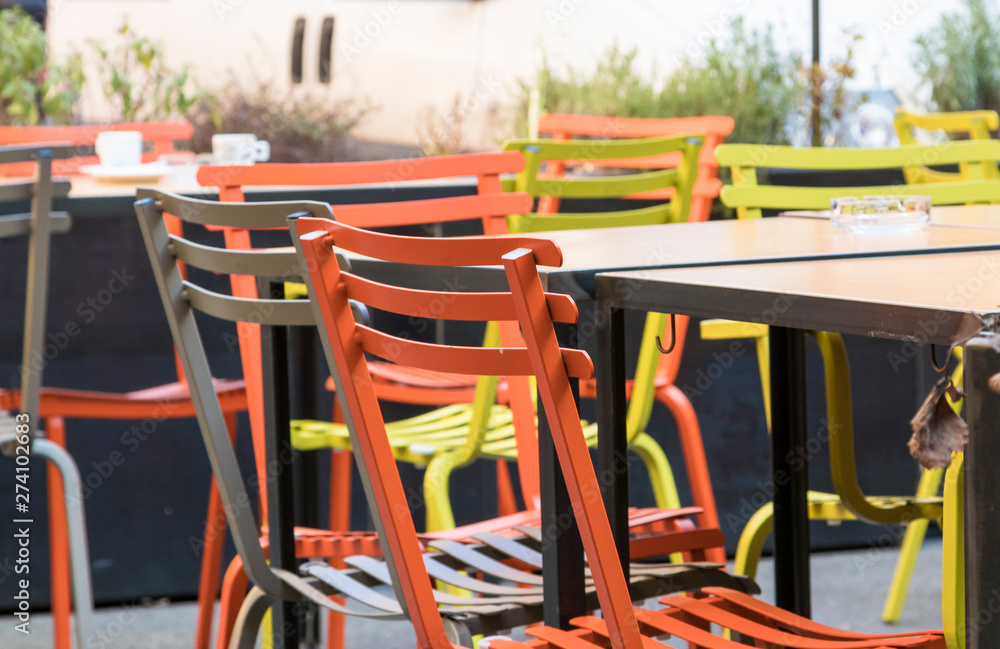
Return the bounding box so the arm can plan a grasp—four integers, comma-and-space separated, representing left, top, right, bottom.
706, 140, 1000, 622
894, 109, 1000, 183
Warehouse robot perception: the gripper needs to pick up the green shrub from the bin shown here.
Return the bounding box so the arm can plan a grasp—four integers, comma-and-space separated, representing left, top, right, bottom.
658, 19, 806, 145
512, 46, 658, 137
89, 22, 205, 122
514, 18, 859, 147
913, 0, 1000, 114
0, 7, 83, 125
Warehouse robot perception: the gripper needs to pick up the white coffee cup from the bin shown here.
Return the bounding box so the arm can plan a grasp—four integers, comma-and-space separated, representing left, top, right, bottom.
212, 134, 270, 165
95, 131, 143, 168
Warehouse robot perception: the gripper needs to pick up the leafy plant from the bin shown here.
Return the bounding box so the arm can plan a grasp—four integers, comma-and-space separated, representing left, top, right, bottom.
513, 46, 659, 138
514, 19, 859, 147
658, 19, 808, 145
913, 0, 1000, 114
89, 22, 204, 122
189, 82, 370, 163
0, 7, 84, 126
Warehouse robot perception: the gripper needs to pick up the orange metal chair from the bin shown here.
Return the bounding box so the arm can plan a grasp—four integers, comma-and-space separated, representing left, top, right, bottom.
135, 189, 752, 649
0, 122, 242, 649
534, 113, 735, 222
0, 121, 194, 177
285, 215, 946, 649
194, 153, 535, 648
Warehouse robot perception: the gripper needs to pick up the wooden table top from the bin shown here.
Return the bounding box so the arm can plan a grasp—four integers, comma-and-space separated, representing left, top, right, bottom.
346, 216, 1000, 299
599, 251, 1000, 345
783, 204, 1000, 229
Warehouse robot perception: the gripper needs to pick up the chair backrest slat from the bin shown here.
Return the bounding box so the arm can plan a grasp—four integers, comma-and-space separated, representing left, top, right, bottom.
196, 151, 529, 237
140, 188, 323, 229
533, 168, 679, 199
168, 234, 300, 277
722, 180, 1000, 212
307, 215, 562, 267
717, 140, 1000, 170
718, 140, 1000, 219
895, 109, 1000, 135
356, 325, 591, 379
0, 180, 71, 202
339, 271, 578, 324
0, 212, 70, 238
182, 281, 315, 327
199, 151, 525, 186
330, 193, 531, 228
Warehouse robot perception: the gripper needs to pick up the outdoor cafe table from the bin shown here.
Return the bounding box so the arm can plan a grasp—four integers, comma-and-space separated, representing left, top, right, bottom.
341, 217, 1000, 630
594, 252, 1000, 649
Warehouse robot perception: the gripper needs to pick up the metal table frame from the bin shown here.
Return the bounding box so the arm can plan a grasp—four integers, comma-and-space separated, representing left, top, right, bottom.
595, 254, 1000, 648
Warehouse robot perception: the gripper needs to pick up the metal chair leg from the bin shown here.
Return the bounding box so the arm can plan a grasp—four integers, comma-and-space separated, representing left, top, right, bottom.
942, 453, 964, 649
34, 437, 95, 649
733, 502, 775, 581
228, 587, 276, 649
883, 467, 944, 623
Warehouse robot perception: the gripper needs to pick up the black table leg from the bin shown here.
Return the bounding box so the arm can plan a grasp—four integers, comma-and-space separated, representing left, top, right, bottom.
261, 281, 300, 649
289, 325, 321, 645
541, 322, 586, 629
595, 277, 629, 582
290, 326, 320, 529
769, 326, 811, 617
962, 336, 1000, 649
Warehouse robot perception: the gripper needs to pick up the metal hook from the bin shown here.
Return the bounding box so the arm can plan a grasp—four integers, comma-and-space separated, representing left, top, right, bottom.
655, 313, 677, 354
930, 343, 955, 374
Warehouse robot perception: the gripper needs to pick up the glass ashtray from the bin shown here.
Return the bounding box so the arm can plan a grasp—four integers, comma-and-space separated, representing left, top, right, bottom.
830, 195, 931, 235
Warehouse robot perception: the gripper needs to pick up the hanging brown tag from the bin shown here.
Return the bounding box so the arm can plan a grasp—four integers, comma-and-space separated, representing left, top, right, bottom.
908, 374, 968, 469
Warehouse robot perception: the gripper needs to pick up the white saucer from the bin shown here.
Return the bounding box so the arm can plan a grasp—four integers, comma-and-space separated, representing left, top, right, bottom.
80, 162, 172, 183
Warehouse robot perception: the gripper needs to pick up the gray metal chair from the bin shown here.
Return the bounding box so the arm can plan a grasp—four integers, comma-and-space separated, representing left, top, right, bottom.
133, 187, 756, 649
0, 145, 95, 648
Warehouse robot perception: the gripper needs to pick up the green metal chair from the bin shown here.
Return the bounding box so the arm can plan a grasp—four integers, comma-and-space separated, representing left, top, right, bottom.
501, 135, 726, 558
706, 139, 1000, 623
894, 109, 1000, 184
